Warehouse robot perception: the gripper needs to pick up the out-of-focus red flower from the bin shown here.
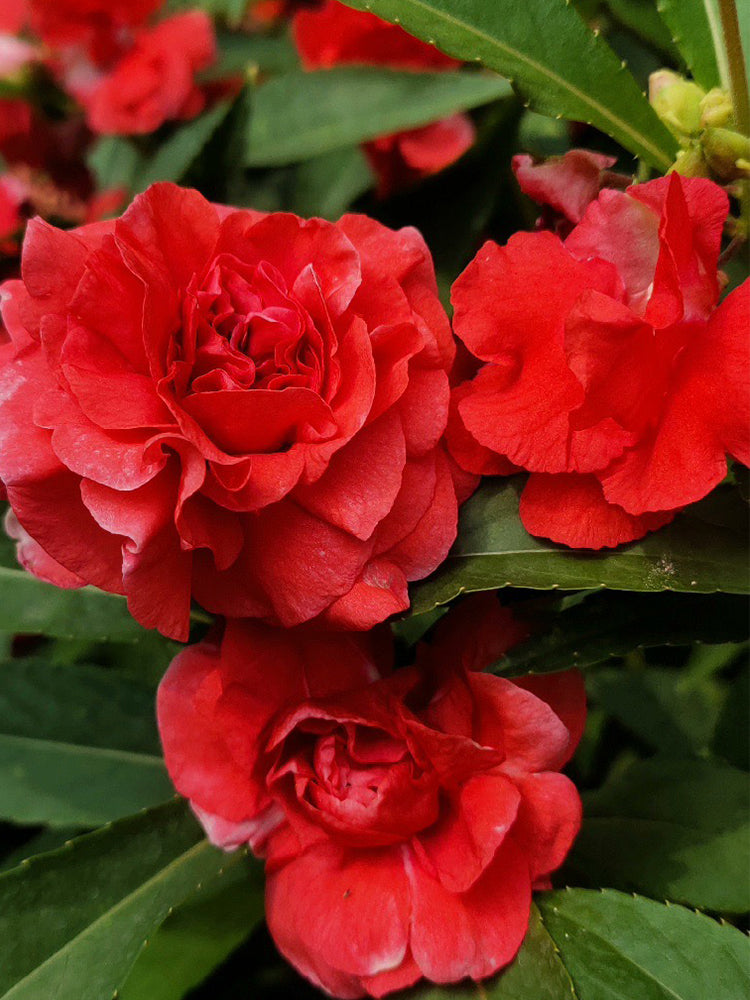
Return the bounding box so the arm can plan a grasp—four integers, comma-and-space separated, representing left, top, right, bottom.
449, 172, 749, 549
365, 114, 477, 199
62, 11, 216, 135
157, 595, 585, 997
249, 0, 321, 27
0, 0, 28, 35
0, 175, 25, 251
0, 182, 462, 639
28, 0, 160, 62
292, 1, 474, 196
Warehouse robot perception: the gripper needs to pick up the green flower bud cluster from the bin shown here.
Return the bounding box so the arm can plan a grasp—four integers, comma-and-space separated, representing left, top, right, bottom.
649, 70, 749, 182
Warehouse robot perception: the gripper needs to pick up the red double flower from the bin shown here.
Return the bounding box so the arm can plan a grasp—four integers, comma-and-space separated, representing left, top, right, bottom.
158, 596, 585, 997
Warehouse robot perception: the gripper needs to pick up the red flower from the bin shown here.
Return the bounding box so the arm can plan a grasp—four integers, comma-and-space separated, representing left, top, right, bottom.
0, 175, 25, 252
0, 0, 28, 35
29, 0, 160, 60
0, 182, 460, 639
157, 596, 585, 997
62, 12, 216, 135
449, 173, 749, 548
292, 1, 475, 196
512, 148, 627, 235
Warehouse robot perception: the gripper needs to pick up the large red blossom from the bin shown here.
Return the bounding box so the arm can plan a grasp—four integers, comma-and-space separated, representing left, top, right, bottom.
157, 596, 585, 997
292, 1, 475, 196
449, 172, 749, 549
0, 182, 461, 639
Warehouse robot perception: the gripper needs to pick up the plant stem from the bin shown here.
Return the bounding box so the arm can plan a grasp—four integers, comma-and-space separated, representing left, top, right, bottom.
717, 0, 749, 136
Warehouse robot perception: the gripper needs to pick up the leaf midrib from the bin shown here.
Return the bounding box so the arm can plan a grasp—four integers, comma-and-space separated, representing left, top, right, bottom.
354, 0, 672, 168
544, 908, 684, 1000
0, 733, 164, 769
2, 838, 218, 999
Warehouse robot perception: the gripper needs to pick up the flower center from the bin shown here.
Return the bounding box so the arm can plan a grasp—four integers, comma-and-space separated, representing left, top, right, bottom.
174, 255, 327, 398
272, 720, 440, 847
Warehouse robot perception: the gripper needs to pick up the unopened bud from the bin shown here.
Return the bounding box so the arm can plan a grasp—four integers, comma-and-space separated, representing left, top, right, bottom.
700, 88, 734, 129
649, 70, 705, 139
670, 146, 710, 178
702, 127, 750, 181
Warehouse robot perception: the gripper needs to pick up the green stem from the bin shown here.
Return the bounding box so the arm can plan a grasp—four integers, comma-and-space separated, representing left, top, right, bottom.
717, 0, 750, 136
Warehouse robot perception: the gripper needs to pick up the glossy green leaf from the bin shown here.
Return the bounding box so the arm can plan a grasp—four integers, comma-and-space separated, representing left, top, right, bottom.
410, 480, 750, 614
496, 592, 750, 676
247, 68, 513, 165
0, 567, 147, 641
0, 660, 172, 826
572, 758, 750, 911
0, 800, 233, 1000
538, 888, 750, 998
133, 100, 234, 192
606, 0, 680, 58
339, 0, 675, 168
405, 904, 575, 999
120, 863, 264, 1000
657, 0, 726, 89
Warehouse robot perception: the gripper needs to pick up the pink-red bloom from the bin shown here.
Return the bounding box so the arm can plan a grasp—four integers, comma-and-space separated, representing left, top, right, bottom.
28, 0, 160, 60
157, 596, 585, 997
448, 172, 749, 548
0, 182, 462, 639
293, 1, 475, 196
58, 11, 216, 135
512, 148, 628, 234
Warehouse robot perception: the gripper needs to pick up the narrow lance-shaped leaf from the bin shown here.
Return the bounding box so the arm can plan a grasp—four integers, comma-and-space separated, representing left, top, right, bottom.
338, 0, 676, 168
0, 567, 148, 642
247, 68, 513, 165
0, 800, 237, 1000
657, 0, 727, 90
538, 888, 750, 999
0, 659, 174, 827
495, 592, 749, 676
410, 479, 750, 614
571, 757, 750, 913
120, 866, 264, 1000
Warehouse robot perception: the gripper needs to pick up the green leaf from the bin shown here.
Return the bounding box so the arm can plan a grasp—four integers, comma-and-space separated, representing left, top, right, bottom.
339, 0, 675, 168
539, 888, 750, 998
496, 592, 750, 676
208, 30, 300, 78
712, 663, 750, 770
657, 0, 727, 89
0, 800, 233, 1000
410, 479, 750, 614
290, 146, 374, 219
133, 100, 234, 192
0, 567, 148, 642
87, 136, 145, 192
586, 666, 723, 755
572, 757, 750, 912
606, 0, 681, 59
404, 904, 575, 998
247, 68, 513, 165
120, 864, 264, 1000
0, 660, 172, 826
